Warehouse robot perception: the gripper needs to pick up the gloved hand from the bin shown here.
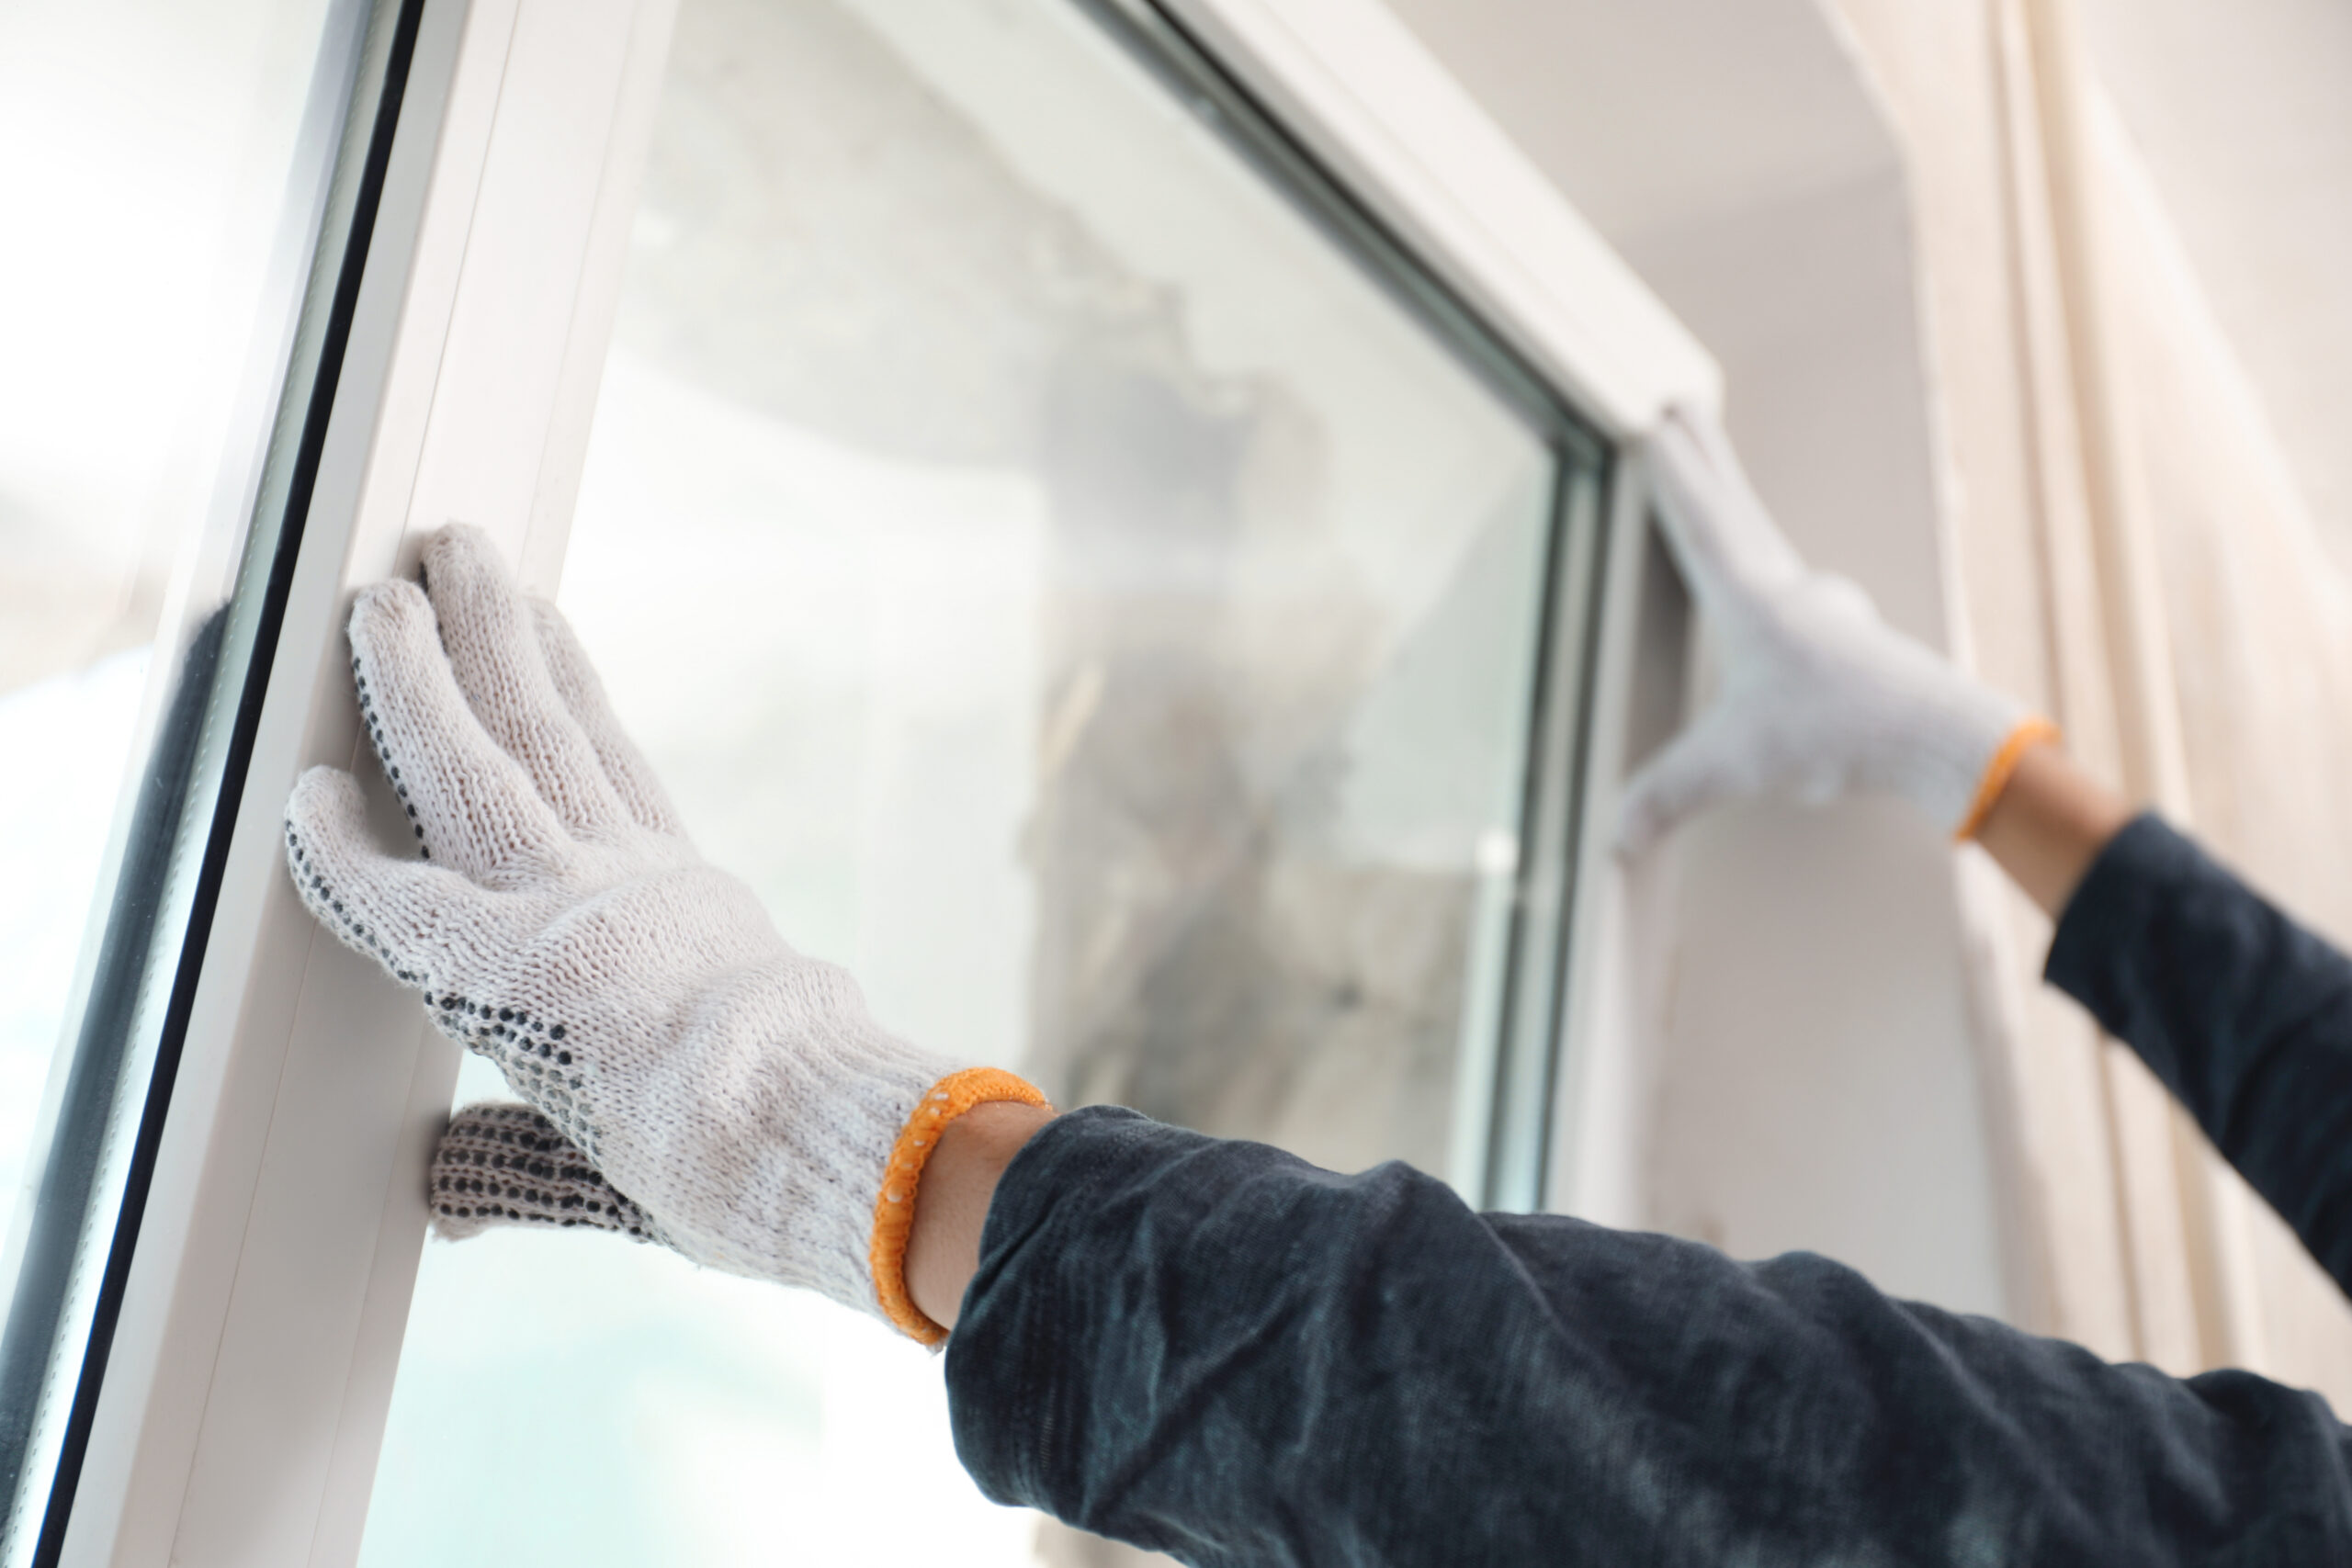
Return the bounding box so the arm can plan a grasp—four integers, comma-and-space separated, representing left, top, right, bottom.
1616, 409, 2055, 854
284, 525, 1044, 1343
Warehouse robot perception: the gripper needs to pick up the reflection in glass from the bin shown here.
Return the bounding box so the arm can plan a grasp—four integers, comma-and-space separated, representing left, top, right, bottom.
0, 0, 377, 1555
364, 1, 1589, 1564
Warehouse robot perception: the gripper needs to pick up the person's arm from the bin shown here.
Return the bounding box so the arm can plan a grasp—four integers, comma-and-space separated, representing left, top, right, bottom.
1628, 406, 2352, 1299
1963, 740, 2352, 1291
2039, 807, 2352, 1294
945, 1104, 2352, 1566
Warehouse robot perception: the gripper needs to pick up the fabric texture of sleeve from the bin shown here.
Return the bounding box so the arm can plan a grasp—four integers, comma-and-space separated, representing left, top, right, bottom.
946, 1106, 2352, 1567
2047, 813, 2352, 1295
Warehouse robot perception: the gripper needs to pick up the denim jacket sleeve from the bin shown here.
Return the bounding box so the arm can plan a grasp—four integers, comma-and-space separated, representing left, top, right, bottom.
948, 1109, 2352, 1566
2047, 814, 2352, 1295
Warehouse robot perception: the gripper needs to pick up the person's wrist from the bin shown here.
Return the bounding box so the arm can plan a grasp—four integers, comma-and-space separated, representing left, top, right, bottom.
902, 1099, 1056, 1334
1950, 716, 2064, 842
864, 1068, 1055, 1343
1970, 739, 2134, 917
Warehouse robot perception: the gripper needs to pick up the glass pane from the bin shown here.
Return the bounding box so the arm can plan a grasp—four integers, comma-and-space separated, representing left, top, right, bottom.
0, 0, 387, 1555
363, 1, 1588, 1564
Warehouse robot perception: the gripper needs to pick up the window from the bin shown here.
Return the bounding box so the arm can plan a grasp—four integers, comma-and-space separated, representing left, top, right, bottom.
358, 1, 1604, 1562
6, 0, 1708, 1562
0, 2, 407, 1561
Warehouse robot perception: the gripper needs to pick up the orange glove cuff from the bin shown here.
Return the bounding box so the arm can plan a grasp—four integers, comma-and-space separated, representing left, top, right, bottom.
1954, 716, 2063, 842
868, 1066, 1053, 1346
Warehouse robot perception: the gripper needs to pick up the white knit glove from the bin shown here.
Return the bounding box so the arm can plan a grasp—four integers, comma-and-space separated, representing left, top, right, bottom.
1617, 410, 2053, 854
284, 526, 1041, 1341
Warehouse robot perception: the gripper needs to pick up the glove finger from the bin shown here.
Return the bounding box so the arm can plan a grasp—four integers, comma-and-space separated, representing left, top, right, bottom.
348, 579, 571, 878
420, 525, 633, 839
283, 764, 493, 991
428, 1101, 658, 1243
1644, 407, 1808, 616
1614, 714, 1758, 857
529, 595, 688, 840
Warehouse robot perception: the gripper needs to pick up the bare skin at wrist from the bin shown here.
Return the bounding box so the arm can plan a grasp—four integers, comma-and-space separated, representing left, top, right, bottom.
905, 1100, 1057, 1332
1970, 739, 2136, 919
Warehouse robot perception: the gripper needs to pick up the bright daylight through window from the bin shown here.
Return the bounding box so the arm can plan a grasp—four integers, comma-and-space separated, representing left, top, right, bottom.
359, 0, 1601, 1563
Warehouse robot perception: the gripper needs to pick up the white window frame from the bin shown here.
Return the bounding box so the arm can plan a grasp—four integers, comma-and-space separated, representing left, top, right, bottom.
47, 1, 1715, 1562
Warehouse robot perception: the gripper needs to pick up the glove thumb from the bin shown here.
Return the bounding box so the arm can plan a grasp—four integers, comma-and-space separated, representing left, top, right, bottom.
429, 1101, 660, 1244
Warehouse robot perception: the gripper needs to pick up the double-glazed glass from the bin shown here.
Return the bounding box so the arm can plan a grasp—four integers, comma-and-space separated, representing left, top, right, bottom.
0, 0, 399, 1557
362, 1, 1599, 1562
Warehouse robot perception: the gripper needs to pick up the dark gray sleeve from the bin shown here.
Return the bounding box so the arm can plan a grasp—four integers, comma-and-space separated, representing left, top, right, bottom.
947, 1106, 2352, 1566
2047, 814, 2352, 1296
